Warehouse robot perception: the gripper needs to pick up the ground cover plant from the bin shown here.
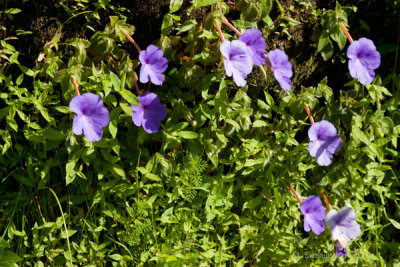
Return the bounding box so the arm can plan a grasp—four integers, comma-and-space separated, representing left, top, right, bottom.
1, 0, 400, 265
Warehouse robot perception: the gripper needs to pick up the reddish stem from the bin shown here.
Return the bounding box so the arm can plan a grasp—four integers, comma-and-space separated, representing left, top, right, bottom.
339, 23, 353, 44
123, 32, 142, 54
35, 196, 44, 218
214, 20, 225, 42
304, 103, 314, 125
320, 189, 332, 210
221, 18, 241, 36
71, 76, 80, 95
287, 182, 302, 205
131, 75, 141, 96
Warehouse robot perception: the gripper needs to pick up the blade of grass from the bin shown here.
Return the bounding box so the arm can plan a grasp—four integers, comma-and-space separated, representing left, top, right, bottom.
43, 187, 73, 267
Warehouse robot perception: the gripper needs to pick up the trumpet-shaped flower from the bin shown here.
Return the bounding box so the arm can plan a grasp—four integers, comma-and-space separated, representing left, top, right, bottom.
325, 207, 361, 256
300, 195, 326, 235
131, 92, 166, 134
308, 120, 341, 166
139, 44, 168, 85
238, 28, 266, 66
220, 40, 253, 87
69, 93, 110, 142
268, 49, 293, 91
347, 37, 380, 85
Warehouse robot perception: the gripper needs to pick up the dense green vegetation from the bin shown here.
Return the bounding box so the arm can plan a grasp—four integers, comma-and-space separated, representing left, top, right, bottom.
0, 0, 399, 265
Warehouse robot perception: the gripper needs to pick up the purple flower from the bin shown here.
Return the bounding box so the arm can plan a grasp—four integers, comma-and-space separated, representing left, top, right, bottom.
268, 49, 293, 91
308, 120, 341, 166
131, 92, 166, 134
300, 195, 326, 235
347, 37, 380, 85
238, 28, 266, 66
325, 207, 361, 249
69, 93, 110, 142
220, 40, 253, 87
334, 241, 347, 257
139, 44, 168, 85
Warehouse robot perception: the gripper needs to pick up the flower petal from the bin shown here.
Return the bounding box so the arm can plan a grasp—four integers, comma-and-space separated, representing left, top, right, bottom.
91, 107, 110, 127
347, 37, 380, 85
315, 149, 333, 166
139, 45, 168, 85
348, 59, 375, 85
268, 49, 293, 91
300, 196, 326, 235
220, 40, 253, 87
69, 93, 109, 142
239, 28, 266, 65
131, 105, 144, 127
325, 207, 361, 247
72, 115, 83, 135
82, 119, 103, 142
132, 92, 166, 134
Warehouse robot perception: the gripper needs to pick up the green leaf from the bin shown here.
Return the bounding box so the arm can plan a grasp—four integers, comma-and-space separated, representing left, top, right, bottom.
169, 0, 183, 12
5, 8, 22, 14
178, 19, 197, 34
110, 71, 121, 91
317, 34, 334, 61
119, 89, 140, 106
353, 127, 369, 145
179, 131, 199, 139
43, 128, 65, 141
0, 251, 22, 267
15, 73, 23, 86
120, 102, 133, 116
113, 165, 126, 178
253, 120, 267, 128
109, 254, 122, 261
54, 106, 70, 113
389, 219, 400, 229
66, 161, 76, 185
18, 65, 34, 77
60, 229, 77, 239
9, 52, 19, 64
161, 14, 174, 36
226, 119, 240, 129
195, 0, 222, 8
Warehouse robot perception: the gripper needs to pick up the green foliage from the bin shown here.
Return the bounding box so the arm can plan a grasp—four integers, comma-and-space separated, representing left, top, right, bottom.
0, 0, 399, 266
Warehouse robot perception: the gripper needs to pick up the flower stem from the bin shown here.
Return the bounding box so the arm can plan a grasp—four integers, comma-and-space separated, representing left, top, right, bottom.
71, 76, 80, 95
214, 20, 225, 42
320, 189, 332, 210
339, 23, 353, 44
123, 32, 142, 54
221, 18, 241, 36
132, 75, 141, 96
304, 103, 314, 125
286, 182, 302, 204
265, 55, 272, 69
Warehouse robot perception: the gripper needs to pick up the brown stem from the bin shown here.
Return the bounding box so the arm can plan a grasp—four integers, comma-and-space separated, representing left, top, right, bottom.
304, 103, 314, 125
221, 18, 241, 36
286, 182, 302, 204
35, 196, 44, 218
2, 0, 7, 38
71, 76, 80, 95
214, 20, 225, 42
132, 75, 141, 96
123, 32, 142, 54
320, 189, 332, 210
339, 23, 353, 44
265, 55, 272, 69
